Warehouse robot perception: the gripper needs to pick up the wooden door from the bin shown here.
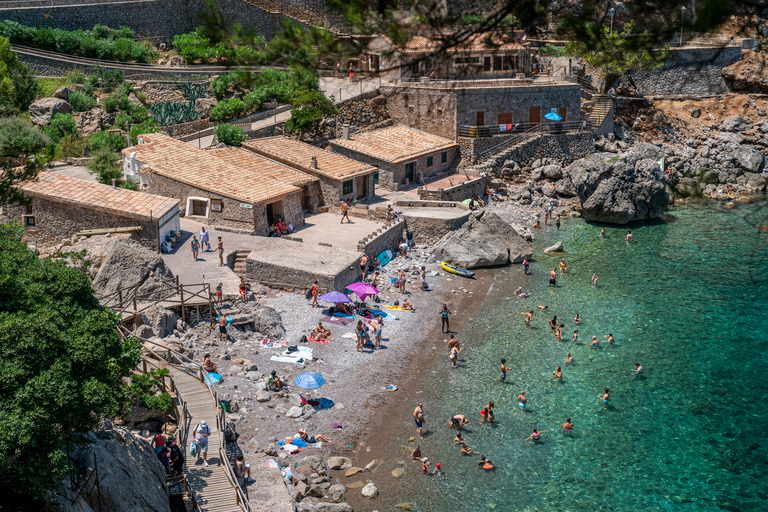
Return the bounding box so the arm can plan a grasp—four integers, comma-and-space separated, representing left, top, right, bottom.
558, 106, 567, 122
529, 106, 541, 124
476, 111, 485, 126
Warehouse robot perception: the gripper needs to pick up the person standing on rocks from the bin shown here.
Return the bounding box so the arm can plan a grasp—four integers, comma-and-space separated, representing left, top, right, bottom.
373, 314, 383, 348
193, 420, 211, 466
191, 235, 200, 262
359, 255, 369, 282
340, 201, 351, 223
217, 236, 224, 267
355, 320, 365, 352
218, 314, 228, 343
414, 403, 425, 439
406, 228, 414, 249
399, 270, 406, 293
440, 304, 451, 333
420, 266, 427, 291
200, 226, 210, 251
310, 281, 319, 308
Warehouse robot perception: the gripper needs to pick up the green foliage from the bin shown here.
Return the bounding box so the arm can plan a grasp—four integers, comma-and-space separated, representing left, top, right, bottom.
64, 69, 85, 84
125, 369, 173, 412
88, 130, 126, 152
0, 223, 142, 498
172, 26, 266, 65
565, 21, 668, 87
183, 81, 209, 103
129, 121, 157, 145
214, 123, 247, 146
68, 90, 97, 112
44, 113, 77, 143
149, 100, 201, 126
87, 147, 123, 185
538, 44, 566, 57
0, 117, 50, 160
209, 98, 245, 122
285, 88, 338, 140
460, 13, 518, 26
58, 134, 85, 159
0, 20, 154, 63
0, 35, 37, 116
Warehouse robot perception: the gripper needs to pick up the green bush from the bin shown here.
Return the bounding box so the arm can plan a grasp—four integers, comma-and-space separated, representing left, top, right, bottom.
214, 123, 247, 146
88, 130, 126, 152
172, 27, 265, 65
209, 98, 245, 122
129, 120, 157, 145
58, 134, 85, 159
64, 69, 85, 85
68, 90, 97, 112
0, 20, 154, 63
539, 44, 566, 57
44, 113, 77, 143
183, 81, 209, 103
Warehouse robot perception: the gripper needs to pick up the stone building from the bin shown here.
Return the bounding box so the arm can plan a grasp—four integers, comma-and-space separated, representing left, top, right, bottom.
362, 32, 531, 79
328, 124, 459, 190
207, 147, 322, 212
242, 137, 377, 206
1, 172, 179, 251
121, 133, 303, 235
382, 79, 583, 140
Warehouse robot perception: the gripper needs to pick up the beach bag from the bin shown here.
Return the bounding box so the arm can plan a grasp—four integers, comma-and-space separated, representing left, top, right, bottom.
300, 335, 308, 343
328, 306, 335, 315
286, 345, 298, 353
190, 441, 198, 457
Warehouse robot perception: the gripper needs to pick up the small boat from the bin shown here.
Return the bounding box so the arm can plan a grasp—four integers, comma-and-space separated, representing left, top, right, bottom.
441, 261, 475, 278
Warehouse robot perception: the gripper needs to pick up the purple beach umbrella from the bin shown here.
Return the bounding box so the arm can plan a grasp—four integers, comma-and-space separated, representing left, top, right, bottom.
346, 282, 380, 301
317, 291, 352, 303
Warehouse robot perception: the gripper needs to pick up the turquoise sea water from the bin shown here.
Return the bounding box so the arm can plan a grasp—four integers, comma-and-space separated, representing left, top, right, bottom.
389, 201, 768, 512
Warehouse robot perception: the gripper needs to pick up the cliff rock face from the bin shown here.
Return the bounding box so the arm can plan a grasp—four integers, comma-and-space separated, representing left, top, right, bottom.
564, 143, 670, 224
44, 422, 170, 512
433, 211, 533, 269
91, 238, 175, 301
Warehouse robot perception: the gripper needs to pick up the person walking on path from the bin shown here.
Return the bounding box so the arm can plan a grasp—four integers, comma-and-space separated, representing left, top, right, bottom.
167, 441, 185, 477
217, 236, 224, 266
340, 201, 351, 223
414, 403, 425, 439
218, 314, 228, 343
440, 304, 451, 333
200, 226, 210, 251
193, 420, 211, 466
191, 235, 199, 261
359, 255, 369, 282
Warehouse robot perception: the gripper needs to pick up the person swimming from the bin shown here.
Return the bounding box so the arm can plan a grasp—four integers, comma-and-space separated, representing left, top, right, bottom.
449, 415, 469, 428
573, 313, 580, 324
572, 329, 579, 344
478, 455, 494, 469
454, 432, 464, 444
598, 387, 610, 404
564, 352, 574, 363
603, 333, 614, 345
517, 390, 527, 410
525, 428, 549, 442
561, 418, 574, 434
600, 228, 606, 237
552, 366, 562, 381
632, 362, 643, 376
589, 336, 599, 347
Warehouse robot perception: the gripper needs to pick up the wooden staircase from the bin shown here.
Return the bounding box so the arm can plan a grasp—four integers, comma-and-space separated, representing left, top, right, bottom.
232, 250, 250, 278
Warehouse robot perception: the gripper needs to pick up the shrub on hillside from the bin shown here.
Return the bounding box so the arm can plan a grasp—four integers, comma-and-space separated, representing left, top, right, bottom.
214, 123, 247, 146
209, 98, 245, 122
44, 113, 77, 143
68, 90, 97, 112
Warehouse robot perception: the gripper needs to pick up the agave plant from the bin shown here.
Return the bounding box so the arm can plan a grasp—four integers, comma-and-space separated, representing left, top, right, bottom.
149, 100, 201, 126
183, 82, 210, 103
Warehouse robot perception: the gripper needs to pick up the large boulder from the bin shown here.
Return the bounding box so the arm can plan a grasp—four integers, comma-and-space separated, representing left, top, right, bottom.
327, 457, 352, 470
137, 305, 179, 338
54, 86, 72, 101
91, 238, 175, 301
29, 97, 71, 125
76, 107, 111, 136
722, 116, 752, 132
296, 503, 353, 512
195, 97, 218, 117
231, 301, 285, 339
44, 423, 170, 512
432, 211, 532, 269
564, 148, 669, 224
732, 146, 765, 173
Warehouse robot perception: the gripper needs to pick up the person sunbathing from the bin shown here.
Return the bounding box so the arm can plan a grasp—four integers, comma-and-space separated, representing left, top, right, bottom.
316, 322, 331, 337
203, 353, 217, 373
310, 328, 327, 341
298, 429, 332, 443
334, 302, 352, 315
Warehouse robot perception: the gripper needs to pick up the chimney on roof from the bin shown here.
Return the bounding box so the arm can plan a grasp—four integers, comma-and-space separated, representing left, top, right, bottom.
310, 156, 318, 169
342, 124, 351, 140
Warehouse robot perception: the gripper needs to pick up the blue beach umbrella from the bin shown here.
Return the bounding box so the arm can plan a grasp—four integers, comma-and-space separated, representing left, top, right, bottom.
544, 112, 563, 121
293, 372, 326, 390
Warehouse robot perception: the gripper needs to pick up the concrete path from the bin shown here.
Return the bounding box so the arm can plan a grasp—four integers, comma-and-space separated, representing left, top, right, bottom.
293, 211, 384, 252
161, 218, 259, 297
49, 163, 96, 182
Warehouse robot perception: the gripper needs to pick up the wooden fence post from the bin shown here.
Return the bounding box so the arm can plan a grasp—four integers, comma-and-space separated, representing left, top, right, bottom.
179, 284, 185, 323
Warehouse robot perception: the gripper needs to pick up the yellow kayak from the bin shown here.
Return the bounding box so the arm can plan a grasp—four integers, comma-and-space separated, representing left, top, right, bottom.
441, 261, 475, 278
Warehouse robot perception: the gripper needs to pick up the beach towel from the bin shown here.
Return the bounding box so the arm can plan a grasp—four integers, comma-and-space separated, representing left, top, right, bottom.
270, 355, 305, 363
283, 444, 300, 454
308, 337, 329, 345
384, 305, 406, 311
322, 308, 354, 318
278, 437, 308, 448
341, 333, 357, 339
315, 398, 334, 409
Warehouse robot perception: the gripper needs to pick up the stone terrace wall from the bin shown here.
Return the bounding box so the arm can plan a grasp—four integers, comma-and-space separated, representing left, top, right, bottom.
626, 46, 742, 97
471, 132, 595, 175
358, 218, 405, 256
335, 91, 391, 131
419, 176, 487, 201
2, 198, 157, 251
0, 0, 289, 44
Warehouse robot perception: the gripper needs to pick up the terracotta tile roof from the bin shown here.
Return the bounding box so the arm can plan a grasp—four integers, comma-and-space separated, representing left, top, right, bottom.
207, 147, 318, 188
388, 32, 526, 55
329, 125, 459, 164
122, 133, 300, 204
19, 172, 178, 220
242, 137, 376, 181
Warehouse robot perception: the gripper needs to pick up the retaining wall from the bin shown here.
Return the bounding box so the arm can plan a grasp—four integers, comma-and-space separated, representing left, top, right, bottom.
418, 176, 487, 201
357, 218, 405, 256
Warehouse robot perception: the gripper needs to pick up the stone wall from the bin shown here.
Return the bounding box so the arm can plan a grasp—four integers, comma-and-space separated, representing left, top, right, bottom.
397, 208, 472, 247
623, 46, 742, 97
334, 91, 391, 131
419, 175, 487, 201
470, 132, 595, 175
159, 119, 210, 138
0, 0, 293, 46
456, 83, 582, 126
1, 198, 158, 251
358, 218, 405, 256
382, 85, 458, 140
